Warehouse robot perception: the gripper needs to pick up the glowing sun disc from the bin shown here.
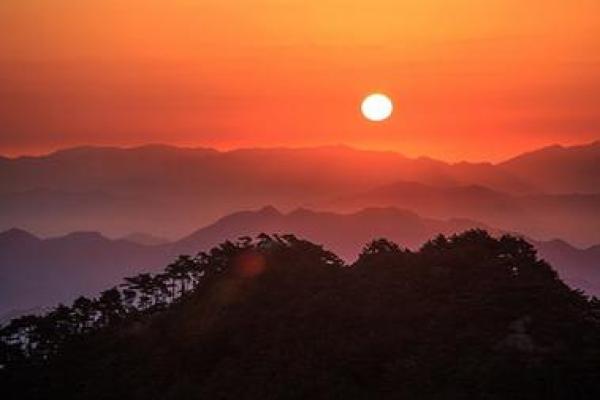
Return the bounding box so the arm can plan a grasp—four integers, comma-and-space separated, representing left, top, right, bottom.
361, 93, 393, 121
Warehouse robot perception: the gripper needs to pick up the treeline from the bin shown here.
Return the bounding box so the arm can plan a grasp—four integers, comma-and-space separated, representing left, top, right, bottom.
1, 230, 600, 399
0, 234, 343, 369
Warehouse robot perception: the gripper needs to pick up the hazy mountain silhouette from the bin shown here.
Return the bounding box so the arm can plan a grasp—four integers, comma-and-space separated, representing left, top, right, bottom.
0, 144, 542, 238
329, 181, 600, 246
0, 228, 169, 314
172, 206, 495, 258
499, 140, 600, 194
0, 144, 533, 195
2, 142, 598, 241
533, 239, 600, 296
1, 207, 598, 315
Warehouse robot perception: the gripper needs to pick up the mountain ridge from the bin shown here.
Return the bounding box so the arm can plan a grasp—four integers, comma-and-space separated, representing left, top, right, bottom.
8, 141, 596, 238
1, 206, 599, 316
3, 139, 598, 163
499, 140, 600, 194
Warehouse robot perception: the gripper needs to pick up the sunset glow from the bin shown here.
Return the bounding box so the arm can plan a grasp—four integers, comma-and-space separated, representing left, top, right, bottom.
1, 1, 599, 160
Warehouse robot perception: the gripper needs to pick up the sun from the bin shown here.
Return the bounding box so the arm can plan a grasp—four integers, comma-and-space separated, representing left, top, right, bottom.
361, 93, 393, 122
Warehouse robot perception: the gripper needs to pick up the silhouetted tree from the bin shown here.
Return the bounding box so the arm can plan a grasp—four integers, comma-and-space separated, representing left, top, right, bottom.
2, 231, 600, 400
122, 273, 155, 310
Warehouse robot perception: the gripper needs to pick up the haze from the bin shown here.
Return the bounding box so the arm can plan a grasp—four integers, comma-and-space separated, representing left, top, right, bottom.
1, 0, 599, 161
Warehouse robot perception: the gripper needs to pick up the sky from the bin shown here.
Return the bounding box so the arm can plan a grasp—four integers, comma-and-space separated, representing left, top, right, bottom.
1, 0, 599, 161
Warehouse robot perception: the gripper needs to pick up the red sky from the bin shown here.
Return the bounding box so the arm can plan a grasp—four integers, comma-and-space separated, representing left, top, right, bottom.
1, 0, 599, 161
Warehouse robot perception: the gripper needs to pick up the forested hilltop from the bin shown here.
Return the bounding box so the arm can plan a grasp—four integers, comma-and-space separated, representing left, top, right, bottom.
2, 230, 600, 399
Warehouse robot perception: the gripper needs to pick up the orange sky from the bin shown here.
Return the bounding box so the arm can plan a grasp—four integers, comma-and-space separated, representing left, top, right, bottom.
1, 0, 599, 161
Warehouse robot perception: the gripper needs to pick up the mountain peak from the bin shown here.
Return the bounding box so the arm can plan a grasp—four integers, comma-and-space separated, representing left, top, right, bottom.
0, 228, 40, 243
58, 231, 109, 243
257, 205, 282, 216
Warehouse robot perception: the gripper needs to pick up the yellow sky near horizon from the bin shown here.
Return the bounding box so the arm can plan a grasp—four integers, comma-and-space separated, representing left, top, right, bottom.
1, 0, 599, 161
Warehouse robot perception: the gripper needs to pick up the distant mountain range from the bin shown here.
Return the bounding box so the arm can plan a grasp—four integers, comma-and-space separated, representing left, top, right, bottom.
328, 181, 600, 246
1, 141, 598, 240
1, 206, 598, 317
0, 228, 167, 316
499, 141, 600, 194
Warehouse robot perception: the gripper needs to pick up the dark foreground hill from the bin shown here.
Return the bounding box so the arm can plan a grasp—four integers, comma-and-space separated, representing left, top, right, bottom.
2, 231, 600, 399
